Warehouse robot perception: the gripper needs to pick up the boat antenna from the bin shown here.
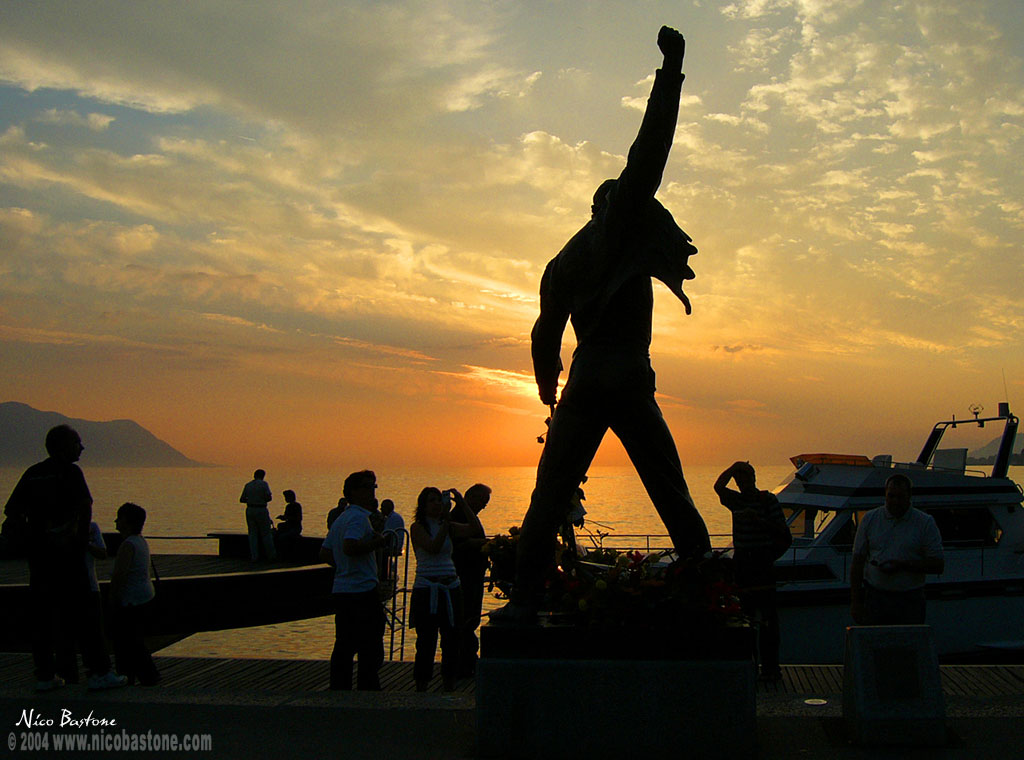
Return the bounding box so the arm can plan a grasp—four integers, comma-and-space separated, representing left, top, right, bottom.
1002, 368, 1011, 405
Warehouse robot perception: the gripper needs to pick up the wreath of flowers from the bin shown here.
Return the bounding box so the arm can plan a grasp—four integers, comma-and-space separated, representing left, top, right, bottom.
483, 527, 746, 630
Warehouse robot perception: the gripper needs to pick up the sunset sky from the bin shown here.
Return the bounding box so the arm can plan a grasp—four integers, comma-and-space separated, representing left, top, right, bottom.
1, 1, 1022, 469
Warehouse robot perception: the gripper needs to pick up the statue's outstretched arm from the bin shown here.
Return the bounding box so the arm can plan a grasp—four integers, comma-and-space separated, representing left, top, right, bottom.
612, 26, 686, 212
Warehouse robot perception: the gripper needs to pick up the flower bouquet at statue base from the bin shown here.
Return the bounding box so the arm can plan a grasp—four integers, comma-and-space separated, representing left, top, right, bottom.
484, 530, 753, 660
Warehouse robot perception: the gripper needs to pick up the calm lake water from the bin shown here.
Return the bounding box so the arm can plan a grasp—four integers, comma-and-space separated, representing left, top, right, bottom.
4, 462, 1020, 661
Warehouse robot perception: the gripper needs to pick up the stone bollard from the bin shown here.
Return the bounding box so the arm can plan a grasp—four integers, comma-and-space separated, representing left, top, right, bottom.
842, 625, 946, 746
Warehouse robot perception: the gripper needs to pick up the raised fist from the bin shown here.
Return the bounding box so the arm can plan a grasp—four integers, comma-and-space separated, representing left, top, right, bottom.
657, 26, 685, 61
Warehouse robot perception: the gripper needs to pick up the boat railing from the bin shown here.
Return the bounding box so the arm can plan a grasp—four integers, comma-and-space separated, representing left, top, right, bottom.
574, 530, 735, 553
572, 532, 1001, 587
886, 459, 991, 478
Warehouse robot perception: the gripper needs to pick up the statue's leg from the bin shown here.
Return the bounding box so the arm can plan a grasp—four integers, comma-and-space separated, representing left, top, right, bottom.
611, 392, 711, 559
515, 394, 606, 604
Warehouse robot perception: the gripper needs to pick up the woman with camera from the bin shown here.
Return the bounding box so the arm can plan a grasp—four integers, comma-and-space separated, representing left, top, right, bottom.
409, 486, 483, 691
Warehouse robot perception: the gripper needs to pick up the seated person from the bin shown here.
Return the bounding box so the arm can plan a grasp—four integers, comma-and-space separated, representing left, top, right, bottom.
274, 489, 304, 560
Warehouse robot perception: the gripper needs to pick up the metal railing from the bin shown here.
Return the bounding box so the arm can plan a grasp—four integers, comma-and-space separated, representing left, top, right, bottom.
138, 531, 414, 661
573, 529, 735, 553
380, 528, 410, 661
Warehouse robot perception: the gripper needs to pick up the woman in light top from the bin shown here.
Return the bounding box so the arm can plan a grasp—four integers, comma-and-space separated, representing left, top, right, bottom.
109, 502, 160, 686
409, 487, 483, 691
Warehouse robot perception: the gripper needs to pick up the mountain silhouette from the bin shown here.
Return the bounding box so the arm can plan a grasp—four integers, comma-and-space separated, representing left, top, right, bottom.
964, 431, 1024, 466
968, 432, 1024, 460
0, 401, 206, 467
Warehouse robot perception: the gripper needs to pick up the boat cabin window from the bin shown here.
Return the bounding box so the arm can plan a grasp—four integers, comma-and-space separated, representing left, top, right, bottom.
784, 507, 833, 539
789, 505, 1003, 550
924, 507, 1001, 547
826, 511, 867, 551
784, 507, 868, 546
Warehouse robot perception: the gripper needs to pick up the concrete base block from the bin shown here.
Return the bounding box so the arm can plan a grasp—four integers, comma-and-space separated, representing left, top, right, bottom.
842, 625, 946, 746
477, 658, 756, 759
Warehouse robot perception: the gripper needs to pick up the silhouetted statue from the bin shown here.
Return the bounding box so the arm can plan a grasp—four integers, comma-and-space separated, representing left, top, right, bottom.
499, 26, 711, 619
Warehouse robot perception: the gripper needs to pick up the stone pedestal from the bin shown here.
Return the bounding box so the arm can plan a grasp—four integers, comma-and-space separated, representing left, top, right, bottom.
476, 621, 756, 759
842, 625, 946, 746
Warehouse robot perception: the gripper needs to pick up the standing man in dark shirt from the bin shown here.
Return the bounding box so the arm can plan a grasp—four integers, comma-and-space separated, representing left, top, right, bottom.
240, 469, 276, 562
498, 26, 711, 619
715, 461, 787, 680
451, 483, 490, 676
3, 425, 126, 690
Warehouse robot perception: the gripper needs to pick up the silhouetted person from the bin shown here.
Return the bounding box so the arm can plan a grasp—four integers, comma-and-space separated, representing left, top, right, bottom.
240, 469, 276, 562
319, 470, 387, 690
410, 487, 482, 691
274, 489, 303, 560
326, 497, 347, 531
499, 26, 710, 618
850, 473, 944, 625
715, 462, 786, 681
380, 499, 405, 554
560, 475, 588, 554
108, 502, 160, 686
378, 498, 405, 583
451, 483, 490, 676
76, 520, 107, 684
3, 425, 126, 690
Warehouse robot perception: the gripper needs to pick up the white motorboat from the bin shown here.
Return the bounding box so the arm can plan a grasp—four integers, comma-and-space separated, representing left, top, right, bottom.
773, 402, 1024, 663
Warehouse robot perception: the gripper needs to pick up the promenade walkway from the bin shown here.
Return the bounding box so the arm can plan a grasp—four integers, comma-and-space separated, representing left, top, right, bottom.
3, 654, 1024, 758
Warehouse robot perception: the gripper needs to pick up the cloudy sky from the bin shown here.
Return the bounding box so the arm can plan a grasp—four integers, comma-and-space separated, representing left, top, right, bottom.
1, 0, 1022, 468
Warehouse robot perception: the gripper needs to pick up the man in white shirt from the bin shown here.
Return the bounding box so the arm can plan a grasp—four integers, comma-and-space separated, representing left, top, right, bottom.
319, 470, 387, 690
239, 469, 276, 562
850, 473, 944, 625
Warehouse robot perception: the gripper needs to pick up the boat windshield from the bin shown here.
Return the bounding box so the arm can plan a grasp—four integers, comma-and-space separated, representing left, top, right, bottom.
784, 507, 838, 541
786, 505, 1004, 549
925, 507, 1002, 548
783, 507, 867, 550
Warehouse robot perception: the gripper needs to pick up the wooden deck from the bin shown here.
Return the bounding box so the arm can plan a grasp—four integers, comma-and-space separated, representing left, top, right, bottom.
2, 653, 1023, 698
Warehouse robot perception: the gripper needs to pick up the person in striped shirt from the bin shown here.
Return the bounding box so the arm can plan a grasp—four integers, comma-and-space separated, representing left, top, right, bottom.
715, 461, 787, 681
